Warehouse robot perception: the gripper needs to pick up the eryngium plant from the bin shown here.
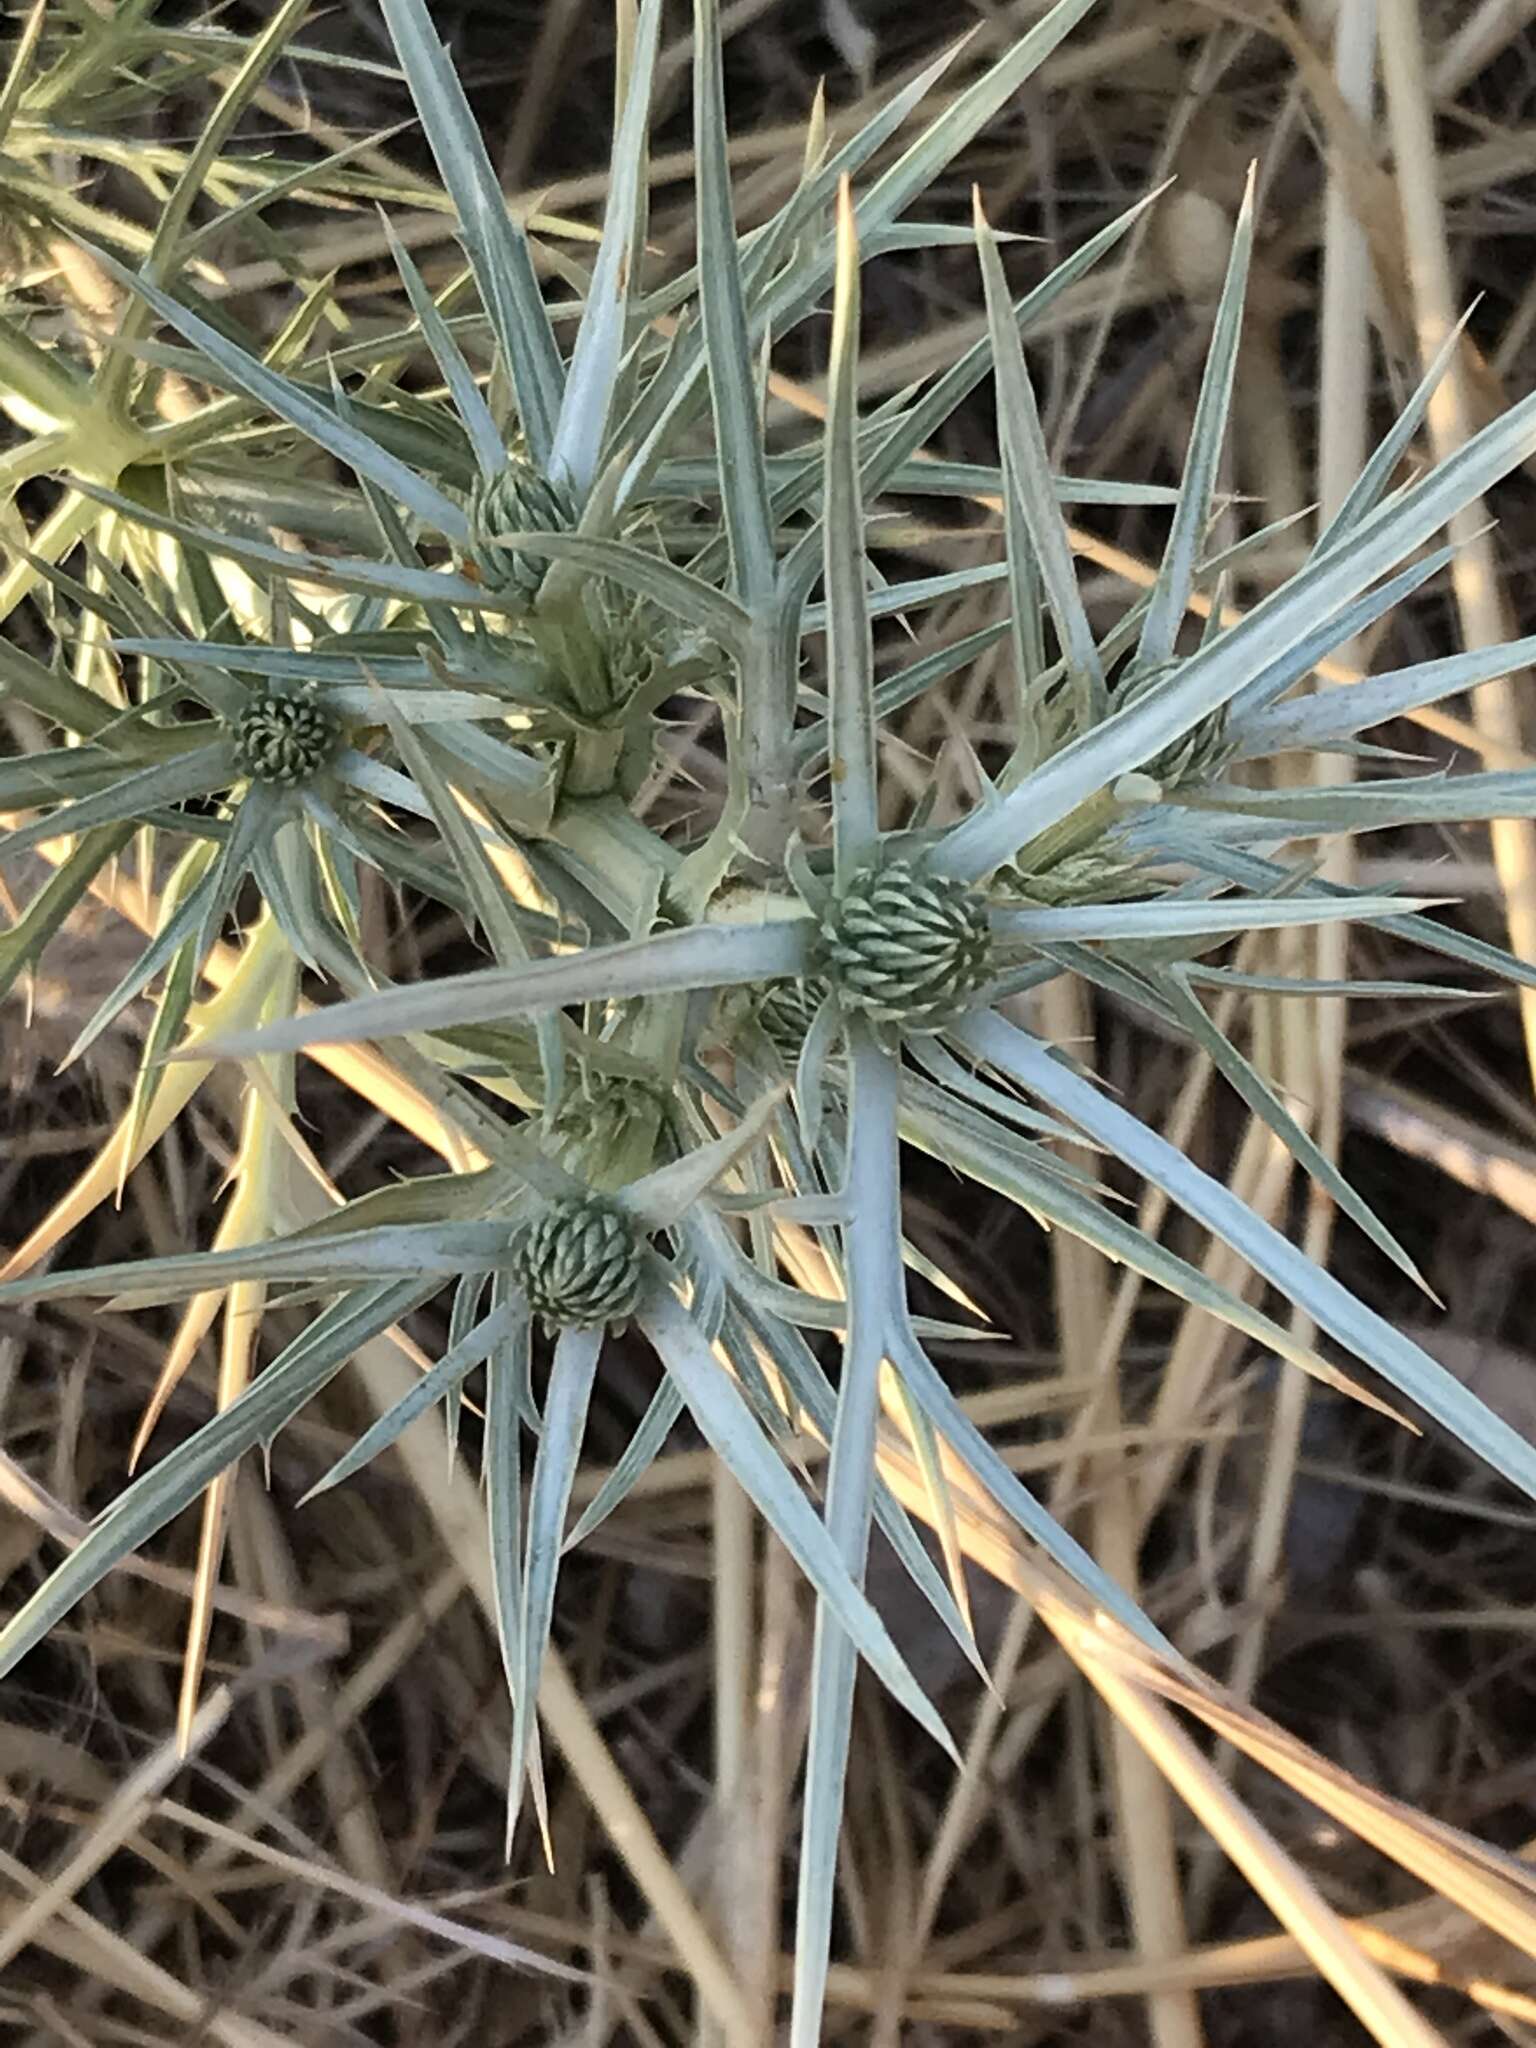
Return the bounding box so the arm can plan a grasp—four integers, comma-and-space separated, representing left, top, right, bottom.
7, 0, 1536, 2035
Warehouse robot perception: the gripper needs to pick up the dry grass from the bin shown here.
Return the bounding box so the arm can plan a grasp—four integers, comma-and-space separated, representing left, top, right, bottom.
7, 1, 1536, 2042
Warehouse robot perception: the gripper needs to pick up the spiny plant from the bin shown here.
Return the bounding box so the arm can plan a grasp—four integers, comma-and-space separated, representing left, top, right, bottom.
6, 0, 1536, 2037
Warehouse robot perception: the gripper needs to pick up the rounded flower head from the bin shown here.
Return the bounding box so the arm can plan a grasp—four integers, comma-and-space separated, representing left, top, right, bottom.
814, 859, 992, 1032
550, 1074, 667, 1177
510, 1194, 644, 1331
232, 691, 339, 787
753, 978, 824, 1054
1016, 840, 1152, 908
470, 457, 577, 603
1117, 660, 1231, 789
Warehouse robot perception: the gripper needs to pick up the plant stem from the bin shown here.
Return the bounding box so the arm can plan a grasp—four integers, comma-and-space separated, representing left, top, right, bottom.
736, 609, 798, 872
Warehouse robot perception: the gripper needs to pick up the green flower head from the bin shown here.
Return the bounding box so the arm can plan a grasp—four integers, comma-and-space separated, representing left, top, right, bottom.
752, 977, 825, 1054
232, 691, 340, 787
470, 456, 578, 603
510, 1193, 645, 1331
814, 858, 993, 1032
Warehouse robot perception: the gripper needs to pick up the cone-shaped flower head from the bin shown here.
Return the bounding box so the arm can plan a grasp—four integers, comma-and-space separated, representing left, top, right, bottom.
470, 456, 578, 603
510, 1193, 644, 1331
754, 978, 825, 1053
815, 858, 992, 1032
232, 691, 340, 787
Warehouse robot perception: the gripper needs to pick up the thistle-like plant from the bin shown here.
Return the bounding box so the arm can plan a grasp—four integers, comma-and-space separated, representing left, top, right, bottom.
8, 0, 1536, 2038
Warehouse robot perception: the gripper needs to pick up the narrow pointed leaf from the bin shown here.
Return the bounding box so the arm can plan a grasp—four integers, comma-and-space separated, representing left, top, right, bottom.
551, 0, 662, 493
959, 1008, 1536, 1502
503, 531, 749, 648
196, 915, 813, 1058
1133, 171, 1253, 674
0, 743, 231, 865
899, 1076, 1402, 1415
691, 0, 775, 604
1188, 769, 1536, 832
1232, 635, 1536, 759
1155, 967, 1427, 1288
0, 823, 134, 1007
861, 185, 1164, 501
83, 242, 472, 542
791, 1028, 901, 2048
1224, 543, 1459, 727
1313, 312, 1472, 555
378, 0, 564, 464
823, 181, 880, 880
564, 1376, 684, 1550
640, 1283, 952, 1754
303, 1302, 517, 1501
70, 480, 493, 609
509, 1324, 603, 1850
617, 1083, 784, 1229
383, 211, 505, 481
794, 993, 842, 1156
937, 373, 1536, 879
0, 1281, 432, 1687
485, 1298, 530, 1713
989, 893, 1437, 944
973, 188, 1103, 714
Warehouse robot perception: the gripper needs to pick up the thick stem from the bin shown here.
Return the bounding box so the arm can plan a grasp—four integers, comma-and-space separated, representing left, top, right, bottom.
736, 610, 798, 874
0, 319, 92, 432
561, 722, 627, 797
1013, 786, 1121, 881
546, 792, 687, 1181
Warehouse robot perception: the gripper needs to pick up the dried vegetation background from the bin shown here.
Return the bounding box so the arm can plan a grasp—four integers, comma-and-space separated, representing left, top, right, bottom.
7, 0, 1536, 2042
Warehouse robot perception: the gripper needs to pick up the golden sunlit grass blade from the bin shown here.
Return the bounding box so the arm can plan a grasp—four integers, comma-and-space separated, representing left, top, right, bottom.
883, 1363, 975, 1640
1380, 0, 1536, 1093
129, 1286, 224, 1471
0, 915, 287, 1282
175, 1279, 263, 1752
1040, 977, 1202, 2048
1044, 1645, 1450, 2048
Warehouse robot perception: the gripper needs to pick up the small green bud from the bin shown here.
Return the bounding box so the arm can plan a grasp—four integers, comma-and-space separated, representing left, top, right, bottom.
753, 978, 824, 1053
1117, 661, 1231, 789
815, 859, 992, 1032
470, 457, 577, 602
510, 1194, 644, 1331
1015, 842, 1153, 908
232, 691, 339, 787
601, 620, 660, 708
551, 1075, 667, 1160
1147, 712, 1230, 789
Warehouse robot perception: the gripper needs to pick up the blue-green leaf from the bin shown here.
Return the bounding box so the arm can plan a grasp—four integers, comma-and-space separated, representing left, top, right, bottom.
959, 1008, 1536, 1504
791, 1027, 901, 2048
378, 0, 564, 464
383, 210, 505, 481
639, 1282, 952, 1755
0, 742, 231, 865
508, 1323, 603, 1851
563, 1376, 684, 1550
1231, 635, 1536, 759
938, 370, 1536, 878
974, 188, 1103, 718
691, 0, 776, 605
1132, 171, 1252, 675
823, 183, 880, 881
302, 1302, 517, 1501
551, 0, 663, 493
84, 242, 472, 542
197, 915, 813, 1058
0, 1280, 433, 1687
